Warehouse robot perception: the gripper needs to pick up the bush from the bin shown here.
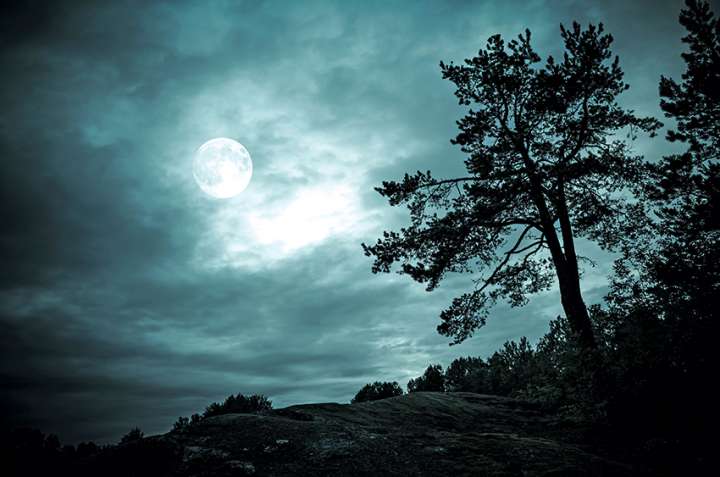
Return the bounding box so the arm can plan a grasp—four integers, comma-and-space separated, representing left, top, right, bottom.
202, 393, 272, 418
352, 381, 403, 403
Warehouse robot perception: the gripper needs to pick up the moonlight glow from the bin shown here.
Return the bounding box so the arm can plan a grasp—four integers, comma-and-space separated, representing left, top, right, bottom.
193, 138, 253, 198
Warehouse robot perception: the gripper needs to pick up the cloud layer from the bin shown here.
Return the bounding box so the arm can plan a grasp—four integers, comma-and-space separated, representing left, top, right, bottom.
0, 0, 687, 443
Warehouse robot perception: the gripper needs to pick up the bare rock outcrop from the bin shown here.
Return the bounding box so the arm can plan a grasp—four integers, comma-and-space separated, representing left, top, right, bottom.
135, 392, 632, 476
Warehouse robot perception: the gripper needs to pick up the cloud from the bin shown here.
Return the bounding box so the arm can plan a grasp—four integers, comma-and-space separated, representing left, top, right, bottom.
0, 0, 688, 444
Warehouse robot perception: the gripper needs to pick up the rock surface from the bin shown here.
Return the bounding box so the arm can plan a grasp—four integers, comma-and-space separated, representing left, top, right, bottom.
132, 392, 633, 476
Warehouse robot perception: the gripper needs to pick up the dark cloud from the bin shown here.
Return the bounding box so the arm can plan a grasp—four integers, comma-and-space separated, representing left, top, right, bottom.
1, 0, 689, 444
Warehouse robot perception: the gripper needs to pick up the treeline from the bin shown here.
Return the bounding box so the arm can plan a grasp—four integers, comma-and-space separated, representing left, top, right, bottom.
1, 392, 272, 476
355, 286, 715, 472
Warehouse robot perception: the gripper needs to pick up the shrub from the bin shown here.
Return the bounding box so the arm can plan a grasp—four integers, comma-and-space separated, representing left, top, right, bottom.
202, 393, 272, 418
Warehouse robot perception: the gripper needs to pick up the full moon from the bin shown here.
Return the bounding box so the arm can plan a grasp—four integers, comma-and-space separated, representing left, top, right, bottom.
193, 137, 253, 199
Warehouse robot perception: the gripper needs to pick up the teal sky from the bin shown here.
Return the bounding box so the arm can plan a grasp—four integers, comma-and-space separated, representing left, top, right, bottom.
0, 0, 690, 444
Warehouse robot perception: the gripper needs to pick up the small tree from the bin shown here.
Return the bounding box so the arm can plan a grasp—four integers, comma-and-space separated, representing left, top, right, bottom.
351, 381, 404, 403
363, 23, 660, 349
407, 364, 446, 392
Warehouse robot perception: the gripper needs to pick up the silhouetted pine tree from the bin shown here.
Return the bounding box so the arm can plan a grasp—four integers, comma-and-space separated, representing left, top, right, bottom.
363, 22, 660, 350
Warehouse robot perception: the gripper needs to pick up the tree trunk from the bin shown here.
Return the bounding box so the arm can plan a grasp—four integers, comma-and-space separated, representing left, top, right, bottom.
525, 179, 596, 350
518, 145, 597, 350
555, 262, 596, 349
543, 233, 596, 350
555, 178, 596, 349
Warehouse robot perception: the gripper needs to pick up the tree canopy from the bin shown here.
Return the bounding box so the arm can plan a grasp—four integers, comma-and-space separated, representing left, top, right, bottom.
407, 364, 446, 392
653, 0, 719, 237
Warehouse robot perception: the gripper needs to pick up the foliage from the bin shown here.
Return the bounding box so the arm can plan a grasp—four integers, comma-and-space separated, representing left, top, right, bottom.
407, 364, 446, 392
172, 416, 189, 432
0, 428, 109, 477
106, 437, 180, 477
202, 393, 273, 418
76, 441, 99, 457
441, 331, 583, 409
119, 427, 144, 445
351, 381, 404, 403
598, 1, 719, 471
170, 394, 271, 437
659, 0, 720, 160
363, 21, 660, 349
362, 5, 717, 474
444, 356, 487, 392
486, 337, 538, 397
1, 392, 275, 475
1, 428, 68, 477
636, 0, 720, 322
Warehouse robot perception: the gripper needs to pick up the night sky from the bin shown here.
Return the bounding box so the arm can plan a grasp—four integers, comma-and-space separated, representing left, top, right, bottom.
1, 0, 688, 444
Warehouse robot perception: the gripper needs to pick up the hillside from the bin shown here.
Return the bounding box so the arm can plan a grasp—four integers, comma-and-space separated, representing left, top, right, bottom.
90, 392, 633, 476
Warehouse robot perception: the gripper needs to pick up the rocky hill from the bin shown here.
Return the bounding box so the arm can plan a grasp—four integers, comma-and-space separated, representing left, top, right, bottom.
93, 392, 633, 476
